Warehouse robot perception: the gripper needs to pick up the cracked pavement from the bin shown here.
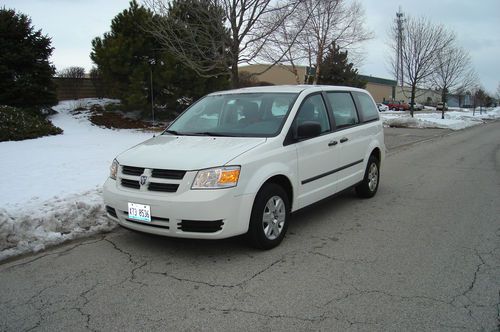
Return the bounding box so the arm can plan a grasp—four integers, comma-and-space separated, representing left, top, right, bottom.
1, 122, 499, 331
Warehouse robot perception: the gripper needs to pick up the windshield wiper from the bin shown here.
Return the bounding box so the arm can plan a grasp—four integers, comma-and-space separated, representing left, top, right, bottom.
188, 132, 232, 137
163, 129, 182, 135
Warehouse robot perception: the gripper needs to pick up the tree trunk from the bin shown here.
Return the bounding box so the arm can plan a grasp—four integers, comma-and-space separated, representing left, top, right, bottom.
441, 87, 447, 119
230, 64, 239, 89
312, 46, 324, 85
230, 31, 240, 89
230, 44, 240, 88
410, 84, 416, 118
313, 66, 320, 85
293, 68, 300, 84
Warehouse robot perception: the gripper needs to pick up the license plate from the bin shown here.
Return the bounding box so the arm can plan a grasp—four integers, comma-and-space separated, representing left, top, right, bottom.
128, 202, 151, 222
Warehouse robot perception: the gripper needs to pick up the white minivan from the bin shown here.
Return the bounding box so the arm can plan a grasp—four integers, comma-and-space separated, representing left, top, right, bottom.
103, 85, 385, 249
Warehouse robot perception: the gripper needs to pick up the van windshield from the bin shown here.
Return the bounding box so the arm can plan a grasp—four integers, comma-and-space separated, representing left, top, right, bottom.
165, 93, 298, 137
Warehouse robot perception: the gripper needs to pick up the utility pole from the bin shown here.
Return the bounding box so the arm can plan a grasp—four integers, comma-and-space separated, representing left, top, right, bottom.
395, 8, 404, 88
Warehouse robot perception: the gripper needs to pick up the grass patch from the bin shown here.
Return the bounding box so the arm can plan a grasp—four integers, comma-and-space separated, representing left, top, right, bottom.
90, 111, 150, 129
0, 106, 63, 142
87, 103, 169, 131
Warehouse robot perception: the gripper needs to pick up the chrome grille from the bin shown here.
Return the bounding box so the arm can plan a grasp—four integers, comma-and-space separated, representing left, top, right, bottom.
151, 169, 186, 180
121, 178, 140, 189
122, 166, 144, 176
148, 183, 179, 192
120, 165, 185, 193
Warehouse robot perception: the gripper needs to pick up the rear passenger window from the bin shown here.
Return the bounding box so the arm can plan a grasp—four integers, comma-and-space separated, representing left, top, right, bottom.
326, 92, 359, 129
354, 92, 379, 122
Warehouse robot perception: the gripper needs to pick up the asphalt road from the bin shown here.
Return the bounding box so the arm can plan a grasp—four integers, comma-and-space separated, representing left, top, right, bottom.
1, 122, 499, 331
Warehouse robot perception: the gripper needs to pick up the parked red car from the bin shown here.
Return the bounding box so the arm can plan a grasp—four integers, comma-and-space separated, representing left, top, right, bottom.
383, 101, 410, 111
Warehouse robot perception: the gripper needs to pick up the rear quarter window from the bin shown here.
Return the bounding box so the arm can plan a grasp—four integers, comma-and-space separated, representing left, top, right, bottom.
354, 92, 379, 122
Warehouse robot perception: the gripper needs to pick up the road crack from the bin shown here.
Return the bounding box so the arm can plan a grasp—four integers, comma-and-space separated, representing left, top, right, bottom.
104, 238, 149, 287
149, 255, 287, 289
70, 282, 99, 332
209, 306, 328, 323
310, 251, 377, 265
1, 237, 106, 271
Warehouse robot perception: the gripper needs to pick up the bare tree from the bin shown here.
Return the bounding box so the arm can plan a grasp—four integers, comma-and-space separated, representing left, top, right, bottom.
432, 44, 476, 102
58, 66, 85, 79
389, 16, 455, 117
258, 6, 310, 84
145, 0, 301, 88
261, 0, 372, 85
431, 44, 477, 119
58, 66, 86, 99
298, 0, 372, 84
473, 87, 490, 115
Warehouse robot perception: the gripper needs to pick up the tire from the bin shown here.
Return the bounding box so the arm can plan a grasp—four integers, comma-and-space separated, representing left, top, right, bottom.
247, 183, 290, 249
355, 155, 380, 198
392, 107, 396, 111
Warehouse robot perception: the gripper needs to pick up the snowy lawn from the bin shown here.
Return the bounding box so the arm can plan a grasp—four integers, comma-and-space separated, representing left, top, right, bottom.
0, 99, 154, 261
381, 107, 500, 130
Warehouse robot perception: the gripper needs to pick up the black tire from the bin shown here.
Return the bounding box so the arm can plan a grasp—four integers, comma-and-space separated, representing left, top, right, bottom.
355, 155, 380, 198
247, 183, 290, 249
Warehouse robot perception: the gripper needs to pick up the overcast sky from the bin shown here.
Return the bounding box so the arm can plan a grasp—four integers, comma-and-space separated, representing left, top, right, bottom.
2, 0, 499, 94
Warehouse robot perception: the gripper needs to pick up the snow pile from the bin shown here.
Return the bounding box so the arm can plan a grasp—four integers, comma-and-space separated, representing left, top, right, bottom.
381, 107, 500, 130
0, 99, 154, 261
0, 189, 114, 261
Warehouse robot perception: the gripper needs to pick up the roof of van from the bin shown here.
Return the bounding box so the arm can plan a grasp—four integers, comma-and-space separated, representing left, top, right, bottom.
209, 85, 368, 95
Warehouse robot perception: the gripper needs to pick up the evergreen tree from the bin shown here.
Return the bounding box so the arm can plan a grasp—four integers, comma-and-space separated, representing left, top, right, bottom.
164, 0, 230, 101
0, 8, 57, 109
91, 0, 228, 115
317, 43, 366, 88
91, 1, 163, 110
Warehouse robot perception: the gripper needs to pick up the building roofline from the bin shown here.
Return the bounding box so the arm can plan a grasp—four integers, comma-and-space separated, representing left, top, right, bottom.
240, 64, 396, 86
358, 75, 397, 86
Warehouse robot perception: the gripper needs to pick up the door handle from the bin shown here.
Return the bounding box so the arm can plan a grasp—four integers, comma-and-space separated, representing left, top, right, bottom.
328, 140, 338, 146
340, 137, 348, 143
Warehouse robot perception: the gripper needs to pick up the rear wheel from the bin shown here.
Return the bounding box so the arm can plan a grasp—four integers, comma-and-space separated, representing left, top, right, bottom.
356, 155, 380, 198
247, 183, 290, 249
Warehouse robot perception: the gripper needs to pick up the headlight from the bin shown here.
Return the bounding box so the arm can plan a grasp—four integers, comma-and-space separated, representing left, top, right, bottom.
110, 159, 119, 180
192, 166, 241, 189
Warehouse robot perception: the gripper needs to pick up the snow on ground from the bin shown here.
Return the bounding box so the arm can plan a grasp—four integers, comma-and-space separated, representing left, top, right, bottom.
0, 99, 154, 261
380, 107, 500, 130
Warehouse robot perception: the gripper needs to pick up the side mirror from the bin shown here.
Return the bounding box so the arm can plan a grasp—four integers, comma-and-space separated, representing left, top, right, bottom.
297, 121, 322, 139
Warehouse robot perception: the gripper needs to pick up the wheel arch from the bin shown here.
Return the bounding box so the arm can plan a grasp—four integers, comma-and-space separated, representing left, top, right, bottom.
261, 175, 293, 208
370, 147, 381, 163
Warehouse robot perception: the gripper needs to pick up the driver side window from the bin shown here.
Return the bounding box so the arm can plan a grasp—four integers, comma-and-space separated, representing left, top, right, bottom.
296, 94, 330, 133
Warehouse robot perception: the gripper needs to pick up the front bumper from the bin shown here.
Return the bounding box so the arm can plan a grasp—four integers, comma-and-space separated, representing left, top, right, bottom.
103, 178, 255, 239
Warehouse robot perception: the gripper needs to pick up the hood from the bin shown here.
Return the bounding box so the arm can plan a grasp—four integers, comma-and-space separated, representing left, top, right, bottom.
116, 135, 266, 170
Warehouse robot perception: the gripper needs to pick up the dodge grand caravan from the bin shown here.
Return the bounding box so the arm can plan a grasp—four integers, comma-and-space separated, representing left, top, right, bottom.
103, 85, 385, 249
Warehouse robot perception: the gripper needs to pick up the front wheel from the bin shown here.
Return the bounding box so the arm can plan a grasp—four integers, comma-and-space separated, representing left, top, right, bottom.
247, 183, 290, 249
355, 156, 380, 198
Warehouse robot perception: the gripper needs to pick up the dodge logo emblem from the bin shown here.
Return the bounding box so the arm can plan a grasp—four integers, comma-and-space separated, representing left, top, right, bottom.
140, 175, 148, 186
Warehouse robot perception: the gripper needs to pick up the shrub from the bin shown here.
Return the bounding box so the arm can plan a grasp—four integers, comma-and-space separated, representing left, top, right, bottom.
0, 106, 63, 142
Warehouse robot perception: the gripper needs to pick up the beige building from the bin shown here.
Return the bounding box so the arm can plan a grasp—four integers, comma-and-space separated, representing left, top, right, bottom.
239, 64, 397, 103
239, 64, 307, 85
395, 86, 441, 105
358, 75, 396, 103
